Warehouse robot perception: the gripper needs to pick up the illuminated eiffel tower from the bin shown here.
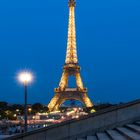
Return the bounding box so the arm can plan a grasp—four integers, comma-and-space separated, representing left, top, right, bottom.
48, 0, 94, 111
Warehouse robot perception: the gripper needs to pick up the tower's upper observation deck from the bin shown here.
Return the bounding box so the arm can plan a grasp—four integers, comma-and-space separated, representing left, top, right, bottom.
68, 0, 76, 7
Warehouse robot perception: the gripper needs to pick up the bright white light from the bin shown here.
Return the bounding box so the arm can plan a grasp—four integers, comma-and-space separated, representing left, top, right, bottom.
18, 71, 33, 85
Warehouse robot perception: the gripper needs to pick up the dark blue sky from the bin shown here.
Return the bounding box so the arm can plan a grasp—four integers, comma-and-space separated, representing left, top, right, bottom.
0, 0, 140, 104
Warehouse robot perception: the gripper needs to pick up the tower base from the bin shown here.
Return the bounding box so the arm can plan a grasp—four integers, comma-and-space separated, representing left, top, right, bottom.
48, 88, 93, 112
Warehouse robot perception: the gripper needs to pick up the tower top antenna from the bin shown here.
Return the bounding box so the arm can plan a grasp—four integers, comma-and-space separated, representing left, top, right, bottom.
68, 0, 76, 7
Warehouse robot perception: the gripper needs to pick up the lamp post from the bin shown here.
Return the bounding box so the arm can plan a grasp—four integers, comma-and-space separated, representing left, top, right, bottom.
18, 71, 33, 132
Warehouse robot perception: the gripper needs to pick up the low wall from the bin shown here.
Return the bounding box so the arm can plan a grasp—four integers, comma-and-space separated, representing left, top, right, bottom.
4, 99, 140, 140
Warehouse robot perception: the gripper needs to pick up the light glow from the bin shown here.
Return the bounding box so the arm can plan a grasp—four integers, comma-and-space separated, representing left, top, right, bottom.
18, 71, 33, 85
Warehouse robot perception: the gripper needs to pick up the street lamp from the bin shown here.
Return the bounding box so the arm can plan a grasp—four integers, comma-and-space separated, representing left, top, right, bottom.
18, 71, 33, 132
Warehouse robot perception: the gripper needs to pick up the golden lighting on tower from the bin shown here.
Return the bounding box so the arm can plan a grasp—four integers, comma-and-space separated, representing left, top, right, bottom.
65, 3, 77, 64
48, 0, 94, 112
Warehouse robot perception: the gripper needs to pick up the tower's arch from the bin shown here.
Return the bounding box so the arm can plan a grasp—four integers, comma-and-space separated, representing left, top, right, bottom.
59, 99, 85, 108
60, 99, 84, 107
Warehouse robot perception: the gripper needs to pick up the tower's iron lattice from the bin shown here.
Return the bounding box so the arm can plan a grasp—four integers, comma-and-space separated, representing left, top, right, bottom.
48, 0, 94, 111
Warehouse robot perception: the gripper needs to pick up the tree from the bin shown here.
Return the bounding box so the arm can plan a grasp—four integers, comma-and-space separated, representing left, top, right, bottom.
0, 101, 8, 110
32, 103, 44, 113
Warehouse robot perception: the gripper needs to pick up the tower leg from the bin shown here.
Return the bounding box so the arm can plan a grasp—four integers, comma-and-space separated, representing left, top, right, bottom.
82, 93, 93, 108
75, 73, 84, 90
59, 72, 68, 91
48, 93, 61, 111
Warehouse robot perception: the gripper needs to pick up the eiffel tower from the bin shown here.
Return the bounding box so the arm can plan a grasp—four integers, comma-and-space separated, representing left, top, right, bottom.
48, 0, 94, 111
